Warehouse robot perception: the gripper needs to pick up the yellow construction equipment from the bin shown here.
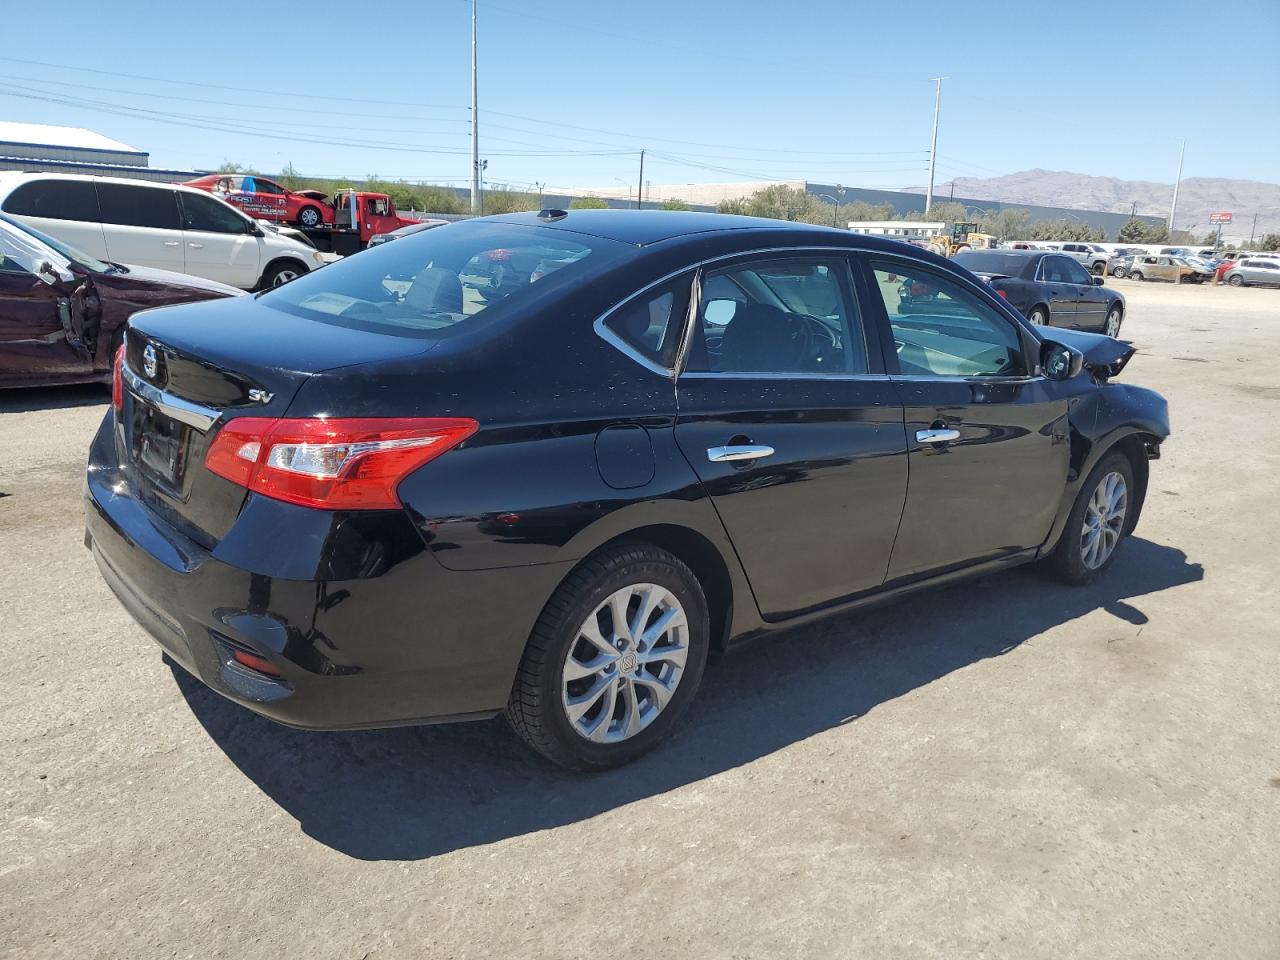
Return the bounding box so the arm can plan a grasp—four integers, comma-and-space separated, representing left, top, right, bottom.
927, 222, 998, 258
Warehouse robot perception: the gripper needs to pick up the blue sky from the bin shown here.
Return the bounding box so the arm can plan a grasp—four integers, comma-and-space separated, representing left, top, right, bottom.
3, 0, 1277, 193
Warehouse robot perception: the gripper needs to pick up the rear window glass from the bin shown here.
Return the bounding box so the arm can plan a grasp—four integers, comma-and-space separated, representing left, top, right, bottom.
261, 221, 616, 338
3, 179, 100, 222
952, 252, 1031, 277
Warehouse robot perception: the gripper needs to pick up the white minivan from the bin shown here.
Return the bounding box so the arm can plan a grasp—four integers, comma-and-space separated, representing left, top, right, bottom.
0, 173, 326, 290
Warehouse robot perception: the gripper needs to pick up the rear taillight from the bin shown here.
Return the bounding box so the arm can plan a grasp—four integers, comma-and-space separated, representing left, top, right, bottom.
205, 417, 478, 510
111, 344, 125, 412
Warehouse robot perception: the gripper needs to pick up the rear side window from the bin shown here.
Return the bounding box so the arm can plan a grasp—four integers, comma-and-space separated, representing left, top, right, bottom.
601, 277, 691, 370
180, 191, 251, 233
870, 261, 1026, 377
2, 179, 100, 222
97, 182, 181, 230
689, 257, 866, 375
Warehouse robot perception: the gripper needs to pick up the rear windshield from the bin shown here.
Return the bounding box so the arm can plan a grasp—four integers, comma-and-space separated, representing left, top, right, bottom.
951, 252, 1031, 278
261, 221, 616, 338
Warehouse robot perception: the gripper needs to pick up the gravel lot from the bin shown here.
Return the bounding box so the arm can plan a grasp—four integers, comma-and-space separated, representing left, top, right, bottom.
2, 280, 1278, 959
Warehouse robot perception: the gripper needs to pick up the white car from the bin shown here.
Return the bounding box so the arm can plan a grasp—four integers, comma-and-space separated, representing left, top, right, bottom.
0, 172, 326, 291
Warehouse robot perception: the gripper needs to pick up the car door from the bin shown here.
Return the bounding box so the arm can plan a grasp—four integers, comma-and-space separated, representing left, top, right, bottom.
177, 190, 264, 288
861, 254, 1070, 581
94, 181, 186, 273
0, 247, 91, 381
673, 253, 908, 619
1059, 255, 1107, 330
242, 177, 290, 221
1036, 256, 1078, 323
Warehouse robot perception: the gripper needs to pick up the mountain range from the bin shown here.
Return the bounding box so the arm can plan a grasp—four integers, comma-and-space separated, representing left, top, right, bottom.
914, 169, 1280, 240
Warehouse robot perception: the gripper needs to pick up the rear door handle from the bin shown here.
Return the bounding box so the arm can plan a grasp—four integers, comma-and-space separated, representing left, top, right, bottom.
916, 428, 960, 444
707, 444, 774, 462
188, 242, 204, 249
163, 240, 180, 247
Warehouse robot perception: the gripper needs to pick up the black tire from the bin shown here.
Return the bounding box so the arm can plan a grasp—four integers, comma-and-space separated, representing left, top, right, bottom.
506, 543, 710, 771
1228, 274, 1244, 287
1042, 450, 1135, 585
1027, 305, 1049, 325
1091, 262, 1105, 276
1103, 304, 1123, 338
296, 206, 322, 228
1112, 266, 1127, 278
1130, 271, 1144, 282
258, 260, 307, 290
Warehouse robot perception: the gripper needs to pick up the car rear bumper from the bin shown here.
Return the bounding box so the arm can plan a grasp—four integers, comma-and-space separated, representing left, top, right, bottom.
84, 413, 567, 730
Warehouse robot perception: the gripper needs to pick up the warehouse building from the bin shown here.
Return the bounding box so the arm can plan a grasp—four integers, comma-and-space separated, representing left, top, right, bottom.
0, 120, 200, 182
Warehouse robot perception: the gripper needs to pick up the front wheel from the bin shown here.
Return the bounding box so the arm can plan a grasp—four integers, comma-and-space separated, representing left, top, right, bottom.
1228, 274, 1244, 287
1104, 304, 1123, 338
259, 260, 306, 290
1042, 451, 1135, 584
1027, 305, 1049, 325
1129, 271, 1144, 282
1091, 263, 1105, 276
506, 544, 710, 770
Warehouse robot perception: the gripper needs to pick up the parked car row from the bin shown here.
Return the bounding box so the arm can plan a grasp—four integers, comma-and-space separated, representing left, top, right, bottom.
952, 249, 1125, 335
0, 173, 325, 291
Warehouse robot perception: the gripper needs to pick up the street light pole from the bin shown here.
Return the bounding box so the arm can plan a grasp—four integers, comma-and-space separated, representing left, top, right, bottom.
1167, 137, 1186, 235
924, 77, 946, 218
469, 0, 480, 215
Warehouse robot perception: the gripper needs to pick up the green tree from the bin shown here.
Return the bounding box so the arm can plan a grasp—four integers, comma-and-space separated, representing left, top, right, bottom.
977, 209, 1032, 241
483, 189, 539, 214
1117, 217, 1149, 243
717, 197, 751, 215
217, 161, 248, 174
1259, 233, 1280, 251
660, 198, 691, 211
1201, 230, 1221, 247
278, 163, 304, 190
922, 201, 969, 223
569, 196, 610, 209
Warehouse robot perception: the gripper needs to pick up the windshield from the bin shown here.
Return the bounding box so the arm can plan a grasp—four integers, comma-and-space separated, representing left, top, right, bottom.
0, 213, 111, 273
260, 220, 619, 338
952, 251, 1031, 277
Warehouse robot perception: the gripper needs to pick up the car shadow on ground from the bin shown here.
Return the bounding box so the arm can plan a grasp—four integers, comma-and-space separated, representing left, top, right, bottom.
172, 537, 1202, 862
0, 384, 107, 413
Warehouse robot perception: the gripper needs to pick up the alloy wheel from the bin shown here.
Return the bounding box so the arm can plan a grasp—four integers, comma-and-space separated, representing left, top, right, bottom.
561, 583, 689, 743
1080, 471, 1127, 570
272, 269, 300, 286
1105, 307, 1122, 337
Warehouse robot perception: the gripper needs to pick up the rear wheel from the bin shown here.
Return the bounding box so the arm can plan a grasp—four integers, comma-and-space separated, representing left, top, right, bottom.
506, 544, 710, 770
1027, 305, 1049, 325
296, 206, 322, 228
1042, 451, 1134, 584
1228, 274, 1245, 287
1129, 271, 1144, 282
1091, 262, 1105, 276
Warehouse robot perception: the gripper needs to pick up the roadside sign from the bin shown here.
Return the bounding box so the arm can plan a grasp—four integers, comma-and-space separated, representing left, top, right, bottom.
1209, 212, 1233, 223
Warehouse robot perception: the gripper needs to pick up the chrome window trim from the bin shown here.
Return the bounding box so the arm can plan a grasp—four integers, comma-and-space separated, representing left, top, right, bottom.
679, 371, 892, 382
122, 364, 221, 432
591, 265, 699, 379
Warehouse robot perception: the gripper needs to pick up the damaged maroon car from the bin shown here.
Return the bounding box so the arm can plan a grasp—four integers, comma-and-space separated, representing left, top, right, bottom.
0, 213, 241, 389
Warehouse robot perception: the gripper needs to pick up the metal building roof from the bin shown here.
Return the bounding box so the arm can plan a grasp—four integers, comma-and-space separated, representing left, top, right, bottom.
0, 120, 142, 155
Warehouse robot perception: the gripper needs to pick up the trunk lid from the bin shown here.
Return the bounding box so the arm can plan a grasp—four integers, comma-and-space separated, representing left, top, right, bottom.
119, 297, 438, 546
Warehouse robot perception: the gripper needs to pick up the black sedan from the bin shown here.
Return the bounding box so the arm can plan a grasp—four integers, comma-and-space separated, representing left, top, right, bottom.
953, 249, 1126, 337
85, 211, 1168, 770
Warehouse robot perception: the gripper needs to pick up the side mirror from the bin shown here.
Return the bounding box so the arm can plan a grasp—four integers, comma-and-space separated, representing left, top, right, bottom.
1041, 340, 1084, 381
1093, 275, 1106, 286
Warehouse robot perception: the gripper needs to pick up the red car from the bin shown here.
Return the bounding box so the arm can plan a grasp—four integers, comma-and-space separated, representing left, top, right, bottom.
184, 175, 334, 228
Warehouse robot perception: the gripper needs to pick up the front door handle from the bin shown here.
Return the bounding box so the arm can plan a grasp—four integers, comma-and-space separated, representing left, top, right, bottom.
707, 444, 775, 463
916, 428, 960, 444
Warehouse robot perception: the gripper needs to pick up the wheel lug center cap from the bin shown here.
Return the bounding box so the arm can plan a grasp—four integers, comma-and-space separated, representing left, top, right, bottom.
617, 651, 638, 675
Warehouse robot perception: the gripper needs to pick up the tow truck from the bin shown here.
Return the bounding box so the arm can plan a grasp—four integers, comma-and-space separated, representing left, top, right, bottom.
184, 176, 420, 254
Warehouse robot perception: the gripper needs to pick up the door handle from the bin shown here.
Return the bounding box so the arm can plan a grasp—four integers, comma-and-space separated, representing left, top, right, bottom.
188, 243, 205, 249
915, 428, 960, 444
163, 240, 180, 247
707, 444, 774, 463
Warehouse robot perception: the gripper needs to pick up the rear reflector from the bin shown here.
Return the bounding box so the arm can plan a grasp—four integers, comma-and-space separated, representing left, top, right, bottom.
111, 344, 125, 412
205, 417, 478, 510
231, 648, 281, 676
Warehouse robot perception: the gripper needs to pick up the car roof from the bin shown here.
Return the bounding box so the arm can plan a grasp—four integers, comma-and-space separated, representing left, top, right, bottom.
0, 170, 221, 200
485, 209, 885, 249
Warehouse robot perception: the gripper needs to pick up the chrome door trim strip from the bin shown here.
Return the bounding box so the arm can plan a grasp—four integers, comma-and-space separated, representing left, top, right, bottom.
122, 364, 221, 432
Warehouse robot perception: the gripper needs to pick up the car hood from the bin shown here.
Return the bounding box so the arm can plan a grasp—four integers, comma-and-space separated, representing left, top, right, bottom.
1034, 324, 1135, 380
92, 263, 245, 298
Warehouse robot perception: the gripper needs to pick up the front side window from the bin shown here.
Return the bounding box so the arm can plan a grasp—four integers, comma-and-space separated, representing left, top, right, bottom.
689, 257, 865, 375
601, 277, 691, 369
2, 179, 100, 223
97, 183, 181, 230
253, 179, 283, 195
179, 191, 251, 234
870, 261, 1026, 378
1061, 258, 1095, 285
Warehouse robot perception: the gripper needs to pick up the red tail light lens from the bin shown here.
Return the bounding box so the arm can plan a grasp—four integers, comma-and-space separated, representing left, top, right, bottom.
230, 648, 281, 676
994, 289, 1008, 299
205, 417, 478, 510
111, 344, 125, 412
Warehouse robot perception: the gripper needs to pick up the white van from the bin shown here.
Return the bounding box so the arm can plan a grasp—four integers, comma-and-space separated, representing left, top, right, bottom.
0, 173, 326, 290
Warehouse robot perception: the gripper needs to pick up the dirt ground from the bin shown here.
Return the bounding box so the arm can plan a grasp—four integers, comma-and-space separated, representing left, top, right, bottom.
2, 279, 1278, 959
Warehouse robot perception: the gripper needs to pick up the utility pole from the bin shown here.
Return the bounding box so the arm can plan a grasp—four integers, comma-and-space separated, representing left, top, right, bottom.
636, 150, 645, 210
1249, 212, 1258, 246
1167, 137, 1186, 234
469, 0, 480, 215
924, 77, 946, 218
534, 181, 545, 208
